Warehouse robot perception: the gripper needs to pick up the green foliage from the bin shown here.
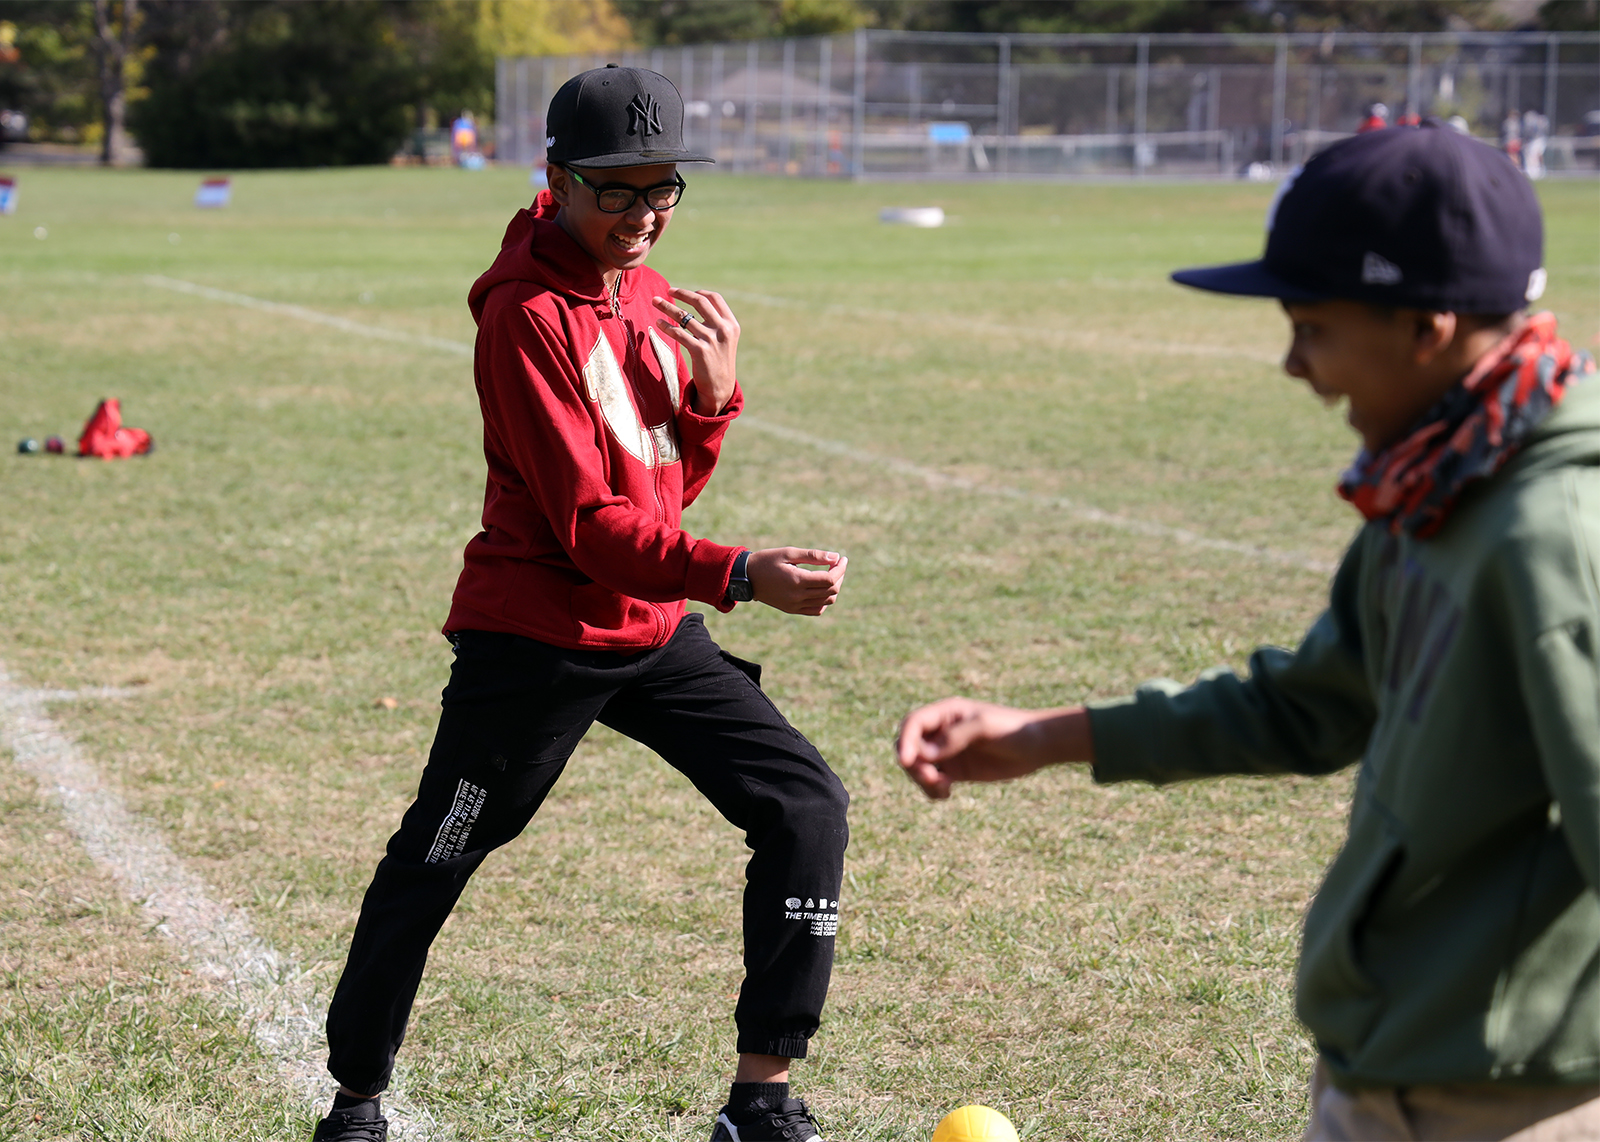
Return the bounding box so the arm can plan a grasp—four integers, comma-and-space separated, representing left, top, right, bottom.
615, 0, 870, 45
615, 0, 1512, 43
1538, 0, 1599, 32
0, 0, 99, 143
131, 1, 421, 169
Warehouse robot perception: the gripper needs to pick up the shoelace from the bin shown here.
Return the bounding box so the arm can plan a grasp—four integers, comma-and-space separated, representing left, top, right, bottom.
322, 1112, 388, 1142
765, 1100, 820, 1140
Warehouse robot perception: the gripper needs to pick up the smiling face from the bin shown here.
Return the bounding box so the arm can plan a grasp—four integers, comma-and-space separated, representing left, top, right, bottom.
1280, 300, 1470, 453
549, 161, 678, 282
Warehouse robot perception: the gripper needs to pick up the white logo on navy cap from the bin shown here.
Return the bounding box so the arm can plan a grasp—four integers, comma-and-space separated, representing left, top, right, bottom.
1361, 251, 1403, 285
1526, 268, 1547, 301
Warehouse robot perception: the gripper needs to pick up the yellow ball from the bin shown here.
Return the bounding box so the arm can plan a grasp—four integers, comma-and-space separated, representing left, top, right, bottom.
930, 1104, 1019, 1142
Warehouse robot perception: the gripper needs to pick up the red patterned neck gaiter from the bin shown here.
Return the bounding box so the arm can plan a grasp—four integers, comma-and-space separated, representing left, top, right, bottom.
1338, 312, 1594, 538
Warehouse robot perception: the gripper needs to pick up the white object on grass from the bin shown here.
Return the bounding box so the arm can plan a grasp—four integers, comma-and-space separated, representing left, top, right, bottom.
879, 206, 945, 228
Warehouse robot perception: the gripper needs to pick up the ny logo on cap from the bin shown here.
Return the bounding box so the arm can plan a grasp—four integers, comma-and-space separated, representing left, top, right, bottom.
628, 93, 662, 138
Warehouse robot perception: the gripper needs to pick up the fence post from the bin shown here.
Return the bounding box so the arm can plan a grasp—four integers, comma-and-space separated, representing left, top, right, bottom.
1544, 34, 1558, 127
781, 39, 794, 172
1271, 34, 1288, 169
1210, 65, 1223, 173
998, 35, 1011, 174
852, 28, 867, 178
1408, 34, 1422, 116
818, 37, 831, 177
1135, 34, 1148, 175
744, 41, 758, 172
711, 45, 724, 164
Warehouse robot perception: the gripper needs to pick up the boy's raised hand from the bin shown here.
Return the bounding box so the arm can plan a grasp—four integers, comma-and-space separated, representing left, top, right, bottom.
653, 287, 739, 416
748, 548, 847, 617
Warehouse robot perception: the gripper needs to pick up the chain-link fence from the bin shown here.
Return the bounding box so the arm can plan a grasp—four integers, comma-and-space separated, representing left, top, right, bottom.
498, 29, 1600, 179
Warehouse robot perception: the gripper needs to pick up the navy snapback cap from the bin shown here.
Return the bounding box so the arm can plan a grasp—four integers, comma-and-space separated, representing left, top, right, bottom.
1172, 125, 1546, 313
546, 65, 713, 169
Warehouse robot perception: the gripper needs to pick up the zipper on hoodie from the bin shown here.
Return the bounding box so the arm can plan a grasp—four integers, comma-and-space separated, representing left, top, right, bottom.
609, 269, 670, 648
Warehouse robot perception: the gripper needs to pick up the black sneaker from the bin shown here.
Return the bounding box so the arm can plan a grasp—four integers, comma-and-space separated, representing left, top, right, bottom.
710, 1096, 823, 1141
310, 1100, 388, 1142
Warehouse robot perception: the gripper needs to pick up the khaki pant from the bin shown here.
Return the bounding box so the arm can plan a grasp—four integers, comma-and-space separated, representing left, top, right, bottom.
1303, 1059, 1600, 1142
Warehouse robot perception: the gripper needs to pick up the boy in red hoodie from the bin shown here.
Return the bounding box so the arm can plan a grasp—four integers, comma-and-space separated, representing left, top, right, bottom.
314, 67, 848, 1142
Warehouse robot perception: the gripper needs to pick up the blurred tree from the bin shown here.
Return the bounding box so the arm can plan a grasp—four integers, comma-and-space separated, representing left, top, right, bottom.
1537, 0, 1597, 30
613, 0, 1508, 43
0, 1, 101, 145
132, 1, 421, 167
408, 0, 630, 128
614, 0, 868, 45
861, 0, 1506, 34
130, 0, 627, 166
91, 0, 135, 164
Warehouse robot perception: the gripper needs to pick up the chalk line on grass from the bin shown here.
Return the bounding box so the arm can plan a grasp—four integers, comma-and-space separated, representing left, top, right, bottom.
144, 274, 474, 359
0, 667, 443, 1139
718, 287, 1285, 365
739, 416, 1338, 575
145, 273, 1332, 575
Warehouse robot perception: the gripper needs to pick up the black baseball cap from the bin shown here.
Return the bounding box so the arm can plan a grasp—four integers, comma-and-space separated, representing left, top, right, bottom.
545, 65, 713, 169
1172, 124, 1546, 313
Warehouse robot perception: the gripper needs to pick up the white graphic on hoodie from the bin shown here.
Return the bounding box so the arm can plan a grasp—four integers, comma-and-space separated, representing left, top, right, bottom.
582, 330, 680, 468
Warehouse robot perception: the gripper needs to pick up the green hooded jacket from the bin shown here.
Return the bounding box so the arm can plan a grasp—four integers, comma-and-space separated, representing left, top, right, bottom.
1088, 377, 1600, 1090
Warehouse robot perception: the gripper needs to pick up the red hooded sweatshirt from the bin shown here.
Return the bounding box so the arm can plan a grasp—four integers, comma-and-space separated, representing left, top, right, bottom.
443, 191, 743, 650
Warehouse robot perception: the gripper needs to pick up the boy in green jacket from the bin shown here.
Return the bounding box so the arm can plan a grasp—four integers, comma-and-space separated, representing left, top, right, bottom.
897, 125, 1598, 1141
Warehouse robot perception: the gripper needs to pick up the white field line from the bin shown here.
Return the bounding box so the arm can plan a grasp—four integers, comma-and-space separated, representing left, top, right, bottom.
144, 273, 1332, 575
739, 416, 1336, 575
718, 287, 1285, 364
144, 274, 474, 359
0, 668, 443, 1139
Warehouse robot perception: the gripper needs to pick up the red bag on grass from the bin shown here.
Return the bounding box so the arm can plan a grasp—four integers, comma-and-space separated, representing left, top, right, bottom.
77, 398, 153, 459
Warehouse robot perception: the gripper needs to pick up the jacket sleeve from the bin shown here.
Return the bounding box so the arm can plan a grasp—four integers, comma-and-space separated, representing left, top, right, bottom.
478, 303, 739, 607
678, 378, 741, 510
1512, 474, 1600, 891
1088, 539, 1378, 785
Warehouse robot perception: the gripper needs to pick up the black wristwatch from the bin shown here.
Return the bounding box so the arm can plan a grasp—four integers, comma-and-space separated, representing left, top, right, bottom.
725, 549, 755, 604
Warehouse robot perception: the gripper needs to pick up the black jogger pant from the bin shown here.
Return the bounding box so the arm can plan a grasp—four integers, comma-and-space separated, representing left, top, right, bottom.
324, 613, 850, 1096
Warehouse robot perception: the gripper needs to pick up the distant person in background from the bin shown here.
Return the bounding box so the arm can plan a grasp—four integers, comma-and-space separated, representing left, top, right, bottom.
451, 110, 478, 166
1358, 102, 1389, 132
1396, 107, 1422, 127
1522, 108, 1549, 179
1447, 114, 1473, 136
1501, 108, 1523, 167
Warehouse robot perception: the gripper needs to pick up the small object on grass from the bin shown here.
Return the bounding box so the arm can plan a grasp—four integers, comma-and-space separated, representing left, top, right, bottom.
17, 437, 39, 454
44, 435, 64, 453
374, 696, 399, 710
77, 398, 153, 459
195, 177, 231, 208
879, 206, 945, 228
931, 1105, 1019, 1142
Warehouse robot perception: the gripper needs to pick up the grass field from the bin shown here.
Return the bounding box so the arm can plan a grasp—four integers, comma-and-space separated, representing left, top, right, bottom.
1, 164, 1595, 1142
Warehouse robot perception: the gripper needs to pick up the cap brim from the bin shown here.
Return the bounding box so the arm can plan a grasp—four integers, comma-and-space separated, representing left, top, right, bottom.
1171, 260, 1326, 302
568, 149, 715, 168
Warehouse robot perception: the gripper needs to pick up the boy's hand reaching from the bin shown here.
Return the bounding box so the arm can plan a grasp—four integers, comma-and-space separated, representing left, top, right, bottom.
748, 548, 846, 616
896, 699, 1094, 800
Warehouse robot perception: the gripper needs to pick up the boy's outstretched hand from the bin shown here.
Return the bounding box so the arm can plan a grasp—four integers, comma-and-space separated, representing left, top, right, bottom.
748, 548, 846, 616
896, 699, 1094, 800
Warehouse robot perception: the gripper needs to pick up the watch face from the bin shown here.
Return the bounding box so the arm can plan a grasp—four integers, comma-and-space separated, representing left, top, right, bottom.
730, 578, 756, 602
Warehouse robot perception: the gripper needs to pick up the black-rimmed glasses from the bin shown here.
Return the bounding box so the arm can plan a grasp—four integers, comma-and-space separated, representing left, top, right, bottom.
567, 168, 686, 213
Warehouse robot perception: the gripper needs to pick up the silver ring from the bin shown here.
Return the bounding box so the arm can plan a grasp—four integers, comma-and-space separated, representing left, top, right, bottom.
677, 310, 695, 328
